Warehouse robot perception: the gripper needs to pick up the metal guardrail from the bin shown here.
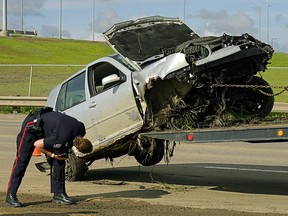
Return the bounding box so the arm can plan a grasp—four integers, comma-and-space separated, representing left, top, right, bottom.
271, 102, 288, 113
0, 97, 287, 114
0, 96, 47, 107
0, 29, 37, 36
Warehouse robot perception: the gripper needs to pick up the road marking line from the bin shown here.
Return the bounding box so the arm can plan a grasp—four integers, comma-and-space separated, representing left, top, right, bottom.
202, 166, 288, 174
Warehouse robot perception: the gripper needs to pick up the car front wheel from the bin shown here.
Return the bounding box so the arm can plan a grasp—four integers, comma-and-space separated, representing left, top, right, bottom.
65, 150, 88, 181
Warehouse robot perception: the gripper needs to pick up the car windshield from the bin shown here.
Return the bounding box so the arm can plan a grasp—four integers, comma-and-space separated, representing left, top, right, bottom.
111, 54, 138, 72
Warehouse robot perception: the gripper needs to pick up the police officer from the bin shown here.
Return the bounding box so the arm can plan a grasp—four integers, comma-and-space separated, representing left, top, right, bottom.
5, 108, 93, 207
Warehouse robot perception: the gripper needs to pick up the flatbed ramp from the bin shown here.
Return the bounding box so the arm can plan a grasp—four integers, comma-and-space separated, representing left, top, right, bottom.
141, 125, 288, 143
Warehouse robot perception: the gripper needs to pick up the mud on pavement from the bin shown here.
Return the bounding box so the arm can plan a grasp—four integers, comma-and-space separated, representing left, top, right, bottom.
1, 191, 287, 216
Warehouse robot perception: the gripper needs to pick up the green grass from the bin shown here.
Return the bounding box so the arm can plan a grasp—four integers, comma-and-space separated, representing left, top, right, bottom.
0, 36, 287, 65
0, 36, 114, 64
0, 36, 115, 102
270, 53, 288, 67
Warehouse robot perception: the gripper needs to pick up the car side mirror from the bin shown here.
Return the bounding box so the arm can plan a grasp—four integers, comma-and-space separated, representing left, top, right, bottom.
102, 74, 119, 86
102, 74, 125, 88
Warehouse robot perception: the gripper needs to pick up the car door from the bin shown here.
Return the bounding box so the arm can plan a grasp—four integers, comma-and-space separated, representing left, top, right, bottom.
54, 71, 96, 142
86, 57, 143, 145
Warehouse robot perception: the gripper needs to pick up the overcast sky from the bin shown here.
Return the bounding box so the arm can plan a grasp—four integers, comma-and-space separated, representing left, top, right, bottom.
1, 0, 288, 53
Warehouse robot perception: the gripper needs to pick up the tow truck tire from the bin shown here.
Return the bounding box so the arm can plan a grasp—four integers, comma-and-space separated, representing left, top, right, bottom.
66, 150, 88, 182
134, 138, 164, 166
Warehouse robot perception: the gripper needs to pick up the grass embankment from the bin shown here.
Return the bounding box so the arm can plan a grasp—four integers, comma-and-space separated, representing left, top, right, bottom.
0, 36, 287, 65
0, 37, 114, 64
269, 53, 288, 67
0, 36, 114, 113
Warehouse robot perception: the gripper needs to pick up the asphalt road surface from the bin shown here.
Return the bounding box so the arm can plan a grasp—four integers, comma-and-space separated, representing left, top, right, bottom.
1, 113, 288, 215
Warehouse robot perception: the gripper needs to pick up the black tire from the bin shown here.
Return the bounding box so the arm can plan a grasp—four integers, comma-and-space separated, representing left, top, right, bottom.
133, 138, 164, 166
65, 150, 88, 182
245, 76, 274, 118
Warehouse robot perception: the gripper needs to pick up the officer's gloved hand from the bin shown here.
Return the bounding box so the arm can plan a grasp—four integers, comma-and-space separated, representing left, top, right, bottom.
57, 153, 68, 158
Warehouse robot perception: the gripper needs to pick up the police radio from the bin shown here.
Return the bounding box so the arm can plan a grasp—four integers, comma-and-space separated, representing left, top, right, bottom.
25, 107, 53, 137
26, 117, 43, 137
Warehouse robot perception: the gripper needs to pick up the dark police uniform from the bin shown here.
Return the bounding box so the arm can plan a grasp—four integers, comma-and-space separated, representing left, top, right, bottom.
7, 110, 85, 195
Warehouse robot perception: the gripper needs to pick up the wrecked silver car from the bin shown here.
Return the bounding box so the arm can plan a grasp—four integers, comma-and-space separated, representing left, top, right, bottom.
46, 16, 274, 181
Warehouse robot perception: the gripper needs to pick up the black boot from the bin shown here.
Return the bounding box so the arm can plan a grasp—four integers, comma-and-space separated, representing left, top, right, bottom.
52, 193, 74, 205
5, 193, 23, 207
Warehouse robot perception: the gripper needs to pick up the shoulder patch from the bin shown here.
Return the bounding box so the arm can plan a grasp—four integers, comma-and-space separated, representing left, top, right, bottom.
53, 143, 62, 149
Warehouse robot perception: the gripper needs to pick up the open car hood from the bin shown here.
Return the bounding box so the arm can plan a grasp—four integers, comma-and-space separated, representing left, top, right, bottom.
103, 16, 199, 66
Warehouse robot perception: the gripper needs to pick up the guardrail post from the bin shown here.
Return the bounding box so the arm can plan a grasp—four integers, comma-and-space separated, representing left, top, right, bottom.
28, 65, 33, 96
12, 95, 20, 114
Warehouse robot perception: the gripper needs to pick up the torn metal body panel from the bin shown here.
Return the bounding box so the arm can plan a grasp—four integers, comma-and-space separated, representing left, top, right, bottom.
132, 53, 190, 99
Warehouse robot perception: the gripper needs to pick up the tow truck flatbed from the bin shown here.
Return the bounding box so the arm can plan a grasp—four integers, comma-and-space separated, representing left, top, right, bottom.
141, 124, 288, 143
